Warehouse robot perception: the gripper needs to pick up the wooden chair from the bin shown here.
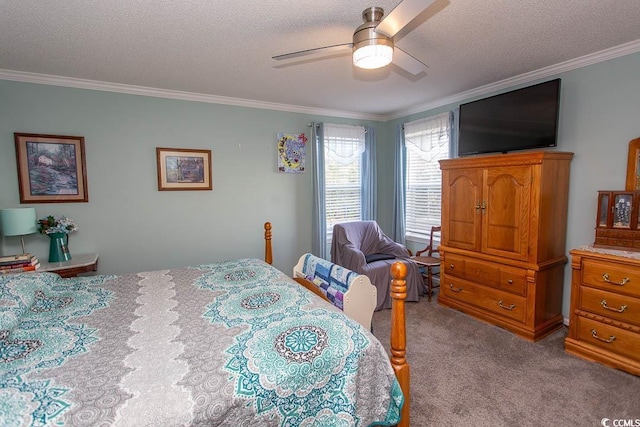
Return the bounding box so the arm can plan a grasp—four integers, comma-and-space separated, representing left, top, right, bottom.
410, 226, 441, 301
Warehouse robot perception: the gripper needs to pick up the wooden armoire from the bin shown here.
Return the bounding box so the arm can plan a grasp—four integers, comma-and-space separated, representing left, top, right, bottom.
438, 151, 574, 341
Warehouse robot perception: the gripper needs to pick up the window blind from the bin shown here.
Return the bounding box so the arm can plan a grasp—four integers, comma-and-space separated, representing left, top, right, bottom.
324, 124, 366, 235
404, 112, 451, 240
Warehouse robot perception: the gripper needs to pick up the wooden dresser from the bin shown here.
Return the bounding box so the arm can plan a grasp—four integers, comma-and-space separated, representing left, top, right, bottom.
438, 151, 573, 341
565, 247, 640, 375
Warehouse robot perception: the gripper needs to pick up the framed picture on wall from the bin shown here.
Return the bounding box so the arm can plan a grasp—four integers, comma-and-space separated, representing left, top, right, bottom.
277, 132, 307, 173
14, 133, 89, 203
625, 136, 640, 191
156, 147, 212, 191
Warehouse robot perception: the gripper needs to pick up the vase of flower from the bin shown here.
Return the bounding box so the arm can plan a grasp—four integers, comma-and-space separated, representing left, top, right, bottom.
48, 232, 71, 262
38, 215, 78, 263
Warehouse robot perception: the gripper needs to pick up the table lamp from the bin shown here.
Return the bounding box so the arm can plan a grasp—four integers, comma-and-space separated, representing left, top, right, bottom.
0, 207, 37, 254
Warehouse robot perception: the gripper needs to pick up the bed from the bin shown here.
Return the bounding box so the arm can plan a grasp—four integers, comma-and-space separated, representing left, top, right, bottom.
292, 252, 377, 331
1, 222, 411, 426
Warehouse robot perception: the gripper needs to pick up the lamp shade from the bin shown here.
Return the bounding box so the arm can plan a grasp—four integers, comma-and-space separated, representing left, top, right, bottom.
0, 208, 37, 236
353, 44, 393, 69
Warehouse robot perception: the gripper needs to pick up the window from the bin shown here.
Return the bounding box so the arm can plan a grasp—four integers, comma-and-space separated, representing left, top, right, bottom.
404, 112, 451, 241
324, 124, 366, 236
312, 122, 375, 259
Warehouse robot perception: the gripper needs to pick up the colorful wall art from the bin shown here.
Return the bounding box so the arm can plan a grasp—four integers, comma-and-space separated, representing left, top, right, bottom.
277, 133, 307, 173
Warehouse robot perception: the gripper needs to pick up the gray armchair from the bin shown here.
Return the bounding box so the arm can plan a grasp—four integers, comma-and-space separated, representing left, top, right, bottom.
330, 221, 424, 310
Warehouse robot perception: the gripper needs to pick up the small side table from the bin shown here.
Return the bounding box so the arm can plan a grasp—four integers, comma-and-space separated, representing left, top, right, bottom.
39, 253, 99, 278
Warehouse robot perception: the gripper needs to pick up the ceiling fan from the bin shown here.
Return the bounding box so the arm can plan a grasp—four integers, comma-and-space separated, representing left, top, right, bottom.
272, 0, 436, 76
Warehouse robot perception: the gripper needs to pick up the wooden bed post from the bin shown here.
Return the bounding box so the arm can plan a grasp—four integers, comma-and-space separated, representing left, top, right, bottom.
264, 222, 273, 265
390, 261, 410, 427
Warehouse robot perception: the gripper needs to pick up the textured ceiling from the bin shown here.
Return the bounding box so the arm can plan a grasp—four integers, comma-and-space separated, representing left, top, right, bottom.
1, 0, 640, 120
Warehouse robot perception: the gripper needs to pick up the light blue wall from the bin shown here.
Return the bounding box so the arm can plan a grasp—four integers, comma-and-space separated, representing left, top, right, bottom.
386, 51, 640, 317
2, 50, 639, 318
0, 81, 381, 274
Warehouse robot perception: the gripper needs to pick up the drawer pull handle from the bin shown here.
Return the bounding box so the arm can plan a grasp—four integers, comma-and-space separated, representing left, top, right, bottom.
600, 300, 628, 313
498, 300, 516, 310
449, 283, 462, 293
449, 264, 455, 269
591, 329, 616, 343
507, 279, 513, 284
602, 273, 630, 286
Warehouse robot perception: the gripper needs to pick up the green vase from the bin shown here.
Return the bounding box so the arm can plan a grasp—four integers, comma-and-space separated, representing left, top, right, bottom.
48, 232, 71, 262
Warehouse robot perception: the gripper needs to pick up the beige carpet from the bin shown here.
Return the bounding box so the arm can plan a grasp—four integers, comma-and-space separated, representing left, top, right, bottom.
371, 293, 640, 427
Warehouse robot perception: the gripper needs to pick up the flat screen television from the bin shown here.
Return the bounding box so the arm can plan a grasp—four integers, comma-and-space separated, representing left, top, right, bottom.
457, 79, 561, 156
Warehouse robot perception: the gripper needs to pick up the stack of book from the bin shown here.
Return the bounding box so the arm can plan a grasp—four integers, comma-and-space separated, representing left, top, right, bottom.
0, 253, 40, 274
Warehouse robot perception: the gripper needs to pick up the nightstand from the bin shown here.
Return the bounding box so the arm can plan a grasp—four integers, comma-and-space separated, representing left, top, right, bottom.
39, 253, 99, 278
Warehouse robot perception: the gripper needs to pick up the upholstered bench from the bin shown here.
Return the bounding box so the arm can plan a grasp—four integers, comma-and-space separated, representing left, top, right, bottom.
293, 253, 377, 330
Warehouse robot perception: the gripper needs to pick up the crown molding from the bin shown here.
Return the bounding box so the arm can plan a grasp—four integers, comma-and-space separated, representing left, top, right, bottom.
384, 38, 640, 121
0, 69, 385, 122
2, 38, 639, 123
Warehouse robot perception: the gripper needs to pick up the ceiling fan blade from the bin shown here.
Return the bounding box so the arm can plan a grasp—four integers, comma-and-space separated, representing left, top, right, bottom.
272, 43, 353, 61
393, 47, 428, 75
375, 0, 436, 38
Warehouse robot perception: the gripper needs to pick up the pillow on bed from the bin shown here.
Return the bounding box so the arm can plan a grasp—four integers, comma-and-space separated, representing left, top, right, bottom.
365, 253, 396, 263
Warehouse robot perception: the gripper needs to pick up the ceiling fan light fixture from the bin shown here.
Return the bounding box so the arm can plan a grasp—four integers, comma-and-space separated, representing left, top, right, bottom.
273, 3, 430, 75
353, 44, 393, 69
352, 7, 393, 70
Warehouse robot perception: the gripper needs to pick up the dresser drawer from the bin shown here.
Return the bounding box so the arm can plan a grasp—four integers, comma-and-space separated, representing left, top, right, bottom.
443, 254, 526, 295
582, 259, 640, 297
498, 266, 527, 296
579, 287, 640, 327
575, 316, 640, 362
441, 275, 526, 323
464, 258, 500, 288
606, 238, 634, 249
596, 229, 635, 239
594, 237, 608, 246
444, 253, 466, 280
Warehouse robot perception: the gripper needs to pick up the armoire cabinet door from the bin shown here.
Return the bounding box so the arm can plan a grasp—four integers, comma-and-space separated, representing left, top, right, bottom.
438, 151, 573, 341
442, 168, 483, 251
482, 165, 532, 260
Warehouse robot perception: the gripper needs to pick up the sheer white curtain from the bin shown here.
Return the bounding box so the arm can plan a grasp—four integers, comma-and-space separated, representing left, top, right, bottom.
404, 112, 451, 158
325, 123, 366, 164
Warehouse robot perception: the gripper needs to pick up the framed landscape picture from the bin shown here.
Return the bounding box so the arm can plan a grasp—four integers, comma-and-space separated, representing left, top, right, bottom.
156, 147, 212, 191
14, 133, 89, 203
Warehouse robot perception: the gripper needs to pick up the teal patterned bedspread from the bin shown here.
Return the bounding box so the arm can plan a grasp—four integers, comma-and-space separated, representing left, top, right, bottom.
0, 258, 403, 426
